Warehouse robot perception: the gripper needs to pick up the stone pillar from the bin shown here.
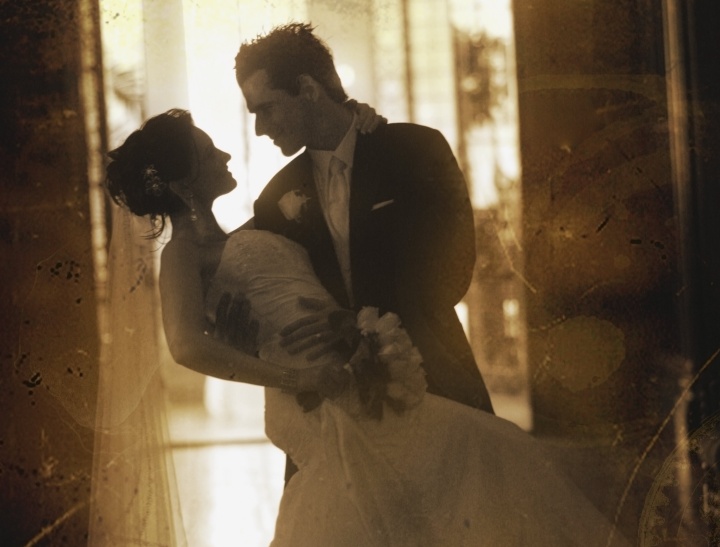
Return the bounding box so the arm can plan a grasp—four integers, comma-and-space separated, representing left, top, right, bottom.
515, 0, 720, 540
513, 0, 680, 538
0, 1, 104, 544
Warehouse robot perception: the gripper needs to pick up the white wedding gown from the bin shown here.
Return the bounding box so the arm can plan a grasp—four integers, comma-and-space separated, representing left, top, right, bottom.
206, 230, 630, 547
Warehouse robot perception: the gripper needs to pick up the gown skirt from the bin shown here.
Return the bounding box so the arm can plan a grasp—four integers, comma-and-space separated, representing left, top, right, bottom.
206, 230, 630, 547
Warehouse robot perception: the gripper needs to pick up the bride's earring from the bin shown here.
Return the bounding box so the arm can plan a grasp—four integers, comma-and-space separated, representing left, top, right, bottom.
189, 192, 198, 222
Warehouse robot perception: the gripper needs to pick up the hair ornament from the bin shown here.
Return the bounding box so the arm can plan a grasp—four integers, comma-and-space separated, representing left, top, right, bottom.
143, 164, 167, 196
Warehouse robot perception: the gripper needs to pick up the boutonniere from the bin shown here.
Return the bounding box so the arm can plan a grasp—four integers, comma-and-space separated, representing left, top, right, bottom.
278, 190, 311, 222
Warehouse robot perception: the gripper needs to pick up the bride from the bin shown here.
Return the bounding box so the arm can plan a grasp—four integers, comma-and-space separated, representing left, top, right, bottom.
106, 109, 631, 546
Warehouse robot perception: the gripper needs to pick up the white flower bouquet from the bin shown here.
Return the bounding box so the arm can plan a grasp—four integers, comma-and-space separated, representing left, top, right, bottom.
347, 307, 427, 419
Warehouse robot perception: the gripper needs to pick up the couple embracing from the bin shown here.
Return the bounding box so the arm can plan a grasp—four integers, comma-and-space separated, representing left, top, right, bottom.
107, 22, 629, 547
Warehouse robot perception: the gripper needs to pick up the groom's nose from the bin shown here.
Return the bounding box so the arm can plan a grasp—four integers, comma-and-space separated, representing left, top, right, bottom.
255, 115, 268, 137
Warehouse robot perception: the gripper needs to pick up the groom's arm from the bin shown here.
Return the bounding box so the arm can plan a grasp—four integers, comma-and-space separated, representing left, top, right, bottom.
388, 127, 488, 409
393, 126, 476, 309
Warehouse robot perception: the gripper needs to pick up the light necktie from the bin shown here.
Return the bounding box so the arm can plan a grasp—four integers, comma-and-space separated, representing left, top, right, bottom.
327, 156, 348, 233
327, 155, 353, 305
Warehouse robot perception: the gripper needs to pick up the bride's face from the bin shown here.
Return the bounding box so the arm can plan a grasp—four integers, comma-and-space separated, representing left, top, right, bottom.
187, 127, 237, 203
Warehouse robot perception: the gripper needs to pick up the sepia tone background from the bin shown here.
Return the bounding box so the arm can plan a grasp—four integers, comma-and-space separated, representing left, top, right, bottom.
1, 0, 718, 545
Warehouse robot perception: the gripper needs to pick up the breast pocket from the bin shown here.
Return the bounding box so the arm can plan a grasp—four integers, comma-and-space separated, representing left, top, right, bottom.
367, 198, 398, 236
371, 199, 395, 212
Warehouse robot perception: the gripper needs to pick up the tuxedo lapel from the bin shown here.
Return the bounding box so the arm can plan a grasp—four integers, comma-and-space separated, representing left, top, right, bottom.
293, 155, 326, 246
267, 153, 326, 247
349, 133, 384, 247
280, 152, 350, 308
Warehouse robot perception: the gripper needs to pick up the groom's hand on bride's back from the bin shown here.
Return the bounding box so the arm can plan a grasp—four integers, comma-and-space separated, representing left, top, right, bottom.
212, 292, 259, 355
279, 297, 358, 361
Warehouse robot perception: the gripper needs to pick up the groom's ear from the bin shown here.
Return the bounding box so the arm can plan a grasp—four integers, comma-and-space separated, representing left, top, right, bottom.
297, 74, 320, 102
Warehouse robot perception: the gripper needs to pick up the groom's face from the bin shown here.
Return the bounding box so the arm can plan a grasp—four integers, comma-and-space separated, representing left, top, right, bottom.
241, 69, 311, 156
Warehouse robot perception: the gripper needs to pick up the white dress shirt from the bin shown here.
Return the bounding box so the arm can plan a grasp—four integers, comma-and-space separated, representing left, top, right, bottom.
308, 118, 357, 306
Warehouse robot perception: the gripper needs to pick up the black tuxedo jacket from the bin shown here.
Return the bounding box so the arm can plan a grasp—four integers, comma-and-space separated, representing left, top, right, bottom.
254, 123, 493, 413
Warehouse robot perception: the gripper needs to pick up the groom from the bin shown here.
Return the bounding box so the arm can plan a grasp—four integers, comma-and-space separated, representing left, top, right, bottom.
233, 23, 494, 416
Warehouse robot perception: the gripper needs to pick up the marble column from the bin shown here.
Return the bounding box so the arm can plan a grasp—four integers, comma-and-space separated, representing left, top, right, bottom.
0, 1, 104, 544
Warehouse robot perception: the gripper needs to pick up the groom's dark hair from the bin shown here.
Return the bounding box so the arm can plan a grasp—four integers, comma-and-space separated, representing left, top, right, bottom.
234, 22, 348, 104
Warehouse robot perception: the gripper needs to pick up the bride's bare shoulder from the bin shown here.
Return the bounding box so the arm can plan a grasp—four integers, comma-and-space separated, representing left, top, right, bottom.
159, 237, 202, 277
161, 236, 200, 257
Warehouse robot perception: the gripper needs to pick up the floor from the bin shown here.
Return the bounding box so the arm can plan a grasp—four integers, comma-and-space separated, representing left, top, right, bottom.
167, 382, 285, 547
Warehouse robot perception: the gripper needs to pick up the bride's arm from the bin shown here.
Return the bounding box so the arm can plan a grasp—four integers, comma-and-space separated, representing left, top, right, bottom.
157, 239, 330, 392
345, 99, 387, 134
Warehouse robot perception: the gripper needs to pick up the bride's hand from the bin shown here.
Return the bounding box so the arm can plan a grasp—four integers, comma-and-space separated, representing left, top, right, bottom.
346, 99, 387, 134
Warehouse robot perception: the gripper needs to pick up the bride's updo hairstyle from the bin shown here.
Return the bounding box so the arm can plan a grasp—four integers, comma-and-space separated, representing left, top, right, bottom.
106, 109, 195, 237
